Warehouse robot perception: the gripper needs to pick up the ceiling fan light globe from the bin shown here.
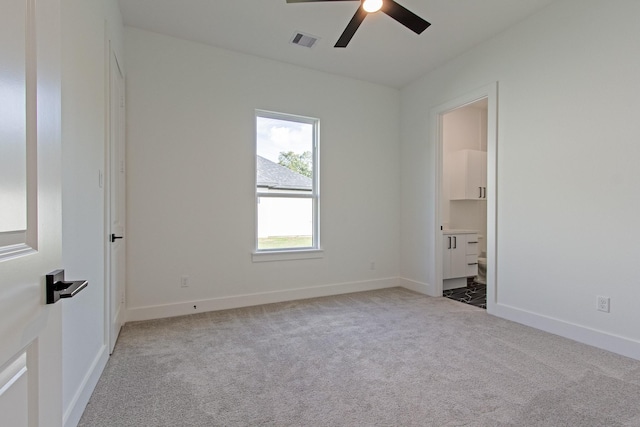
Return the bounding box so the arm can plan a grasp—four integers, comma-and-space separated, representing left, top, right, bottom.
363, 0, 383, 13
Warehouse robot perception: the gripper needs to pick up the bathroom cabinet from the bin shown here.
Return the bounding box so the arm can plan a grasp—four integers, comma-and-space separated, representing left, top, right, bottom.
443, 231, 478, 290
449, 149, 487, 200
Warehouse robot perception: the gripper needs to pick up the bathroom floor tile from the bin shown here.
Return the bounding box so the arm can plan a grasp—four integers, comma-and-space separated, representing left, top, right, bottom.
443, 282, 486, 309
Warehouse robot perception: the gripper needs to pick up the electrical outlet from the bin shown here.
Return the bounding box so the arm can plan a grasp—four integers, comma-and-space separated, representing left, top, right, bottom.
180, 275, 189, 288
597, 296, 610, 313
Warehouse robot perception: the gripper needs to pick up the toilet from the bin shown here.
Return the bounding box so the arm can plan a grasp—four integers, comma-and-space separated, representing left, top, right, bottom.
476, 255, 487, 285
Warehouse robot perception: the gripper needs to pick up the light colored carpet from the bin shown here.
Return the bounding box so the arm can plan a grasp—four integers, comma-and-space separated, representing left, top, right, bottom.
79, 288, 640, 426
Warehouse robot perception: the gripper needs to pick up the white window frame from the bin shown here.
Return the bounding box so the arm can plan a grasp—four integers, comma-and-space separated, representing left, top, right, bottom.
252, 110, 322, 262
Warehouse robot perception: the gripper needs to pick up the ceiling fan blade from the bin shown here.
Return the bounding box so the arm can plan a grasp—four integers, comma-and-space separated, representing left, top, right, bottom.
286, 0, 357, 3
334, 6, 367, 48
381, 0, 431, 34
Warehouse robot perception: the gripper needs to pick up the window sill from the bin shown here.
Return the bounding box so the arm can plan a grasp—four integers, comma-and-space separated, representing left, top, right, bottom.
252, 249, 324, 263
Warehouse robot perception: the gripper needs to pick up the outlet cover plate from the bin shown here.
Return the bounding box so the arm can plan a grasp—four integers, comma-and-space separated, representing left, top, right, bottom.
597, 296, 610, 313
180, 275, 189, 288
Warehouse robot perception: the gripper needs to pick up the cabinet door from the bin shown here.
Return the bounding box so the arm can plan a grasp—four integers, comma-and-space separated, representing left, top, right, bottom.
449, 234, 468, 278
449, 150, 487, 200
448, 151, 467, 200
480, 151, 487, 190
465, 150, 484, 200
444, 234, 467, 279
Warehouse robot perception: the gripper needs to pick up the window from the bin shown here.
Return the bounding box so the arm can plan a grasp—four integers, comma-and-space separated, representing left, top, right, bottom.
255, 111, 319, 253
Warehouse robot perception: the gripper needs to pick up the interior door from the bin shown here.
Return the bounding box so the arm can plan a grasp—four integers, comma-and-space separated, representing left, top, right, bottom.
108, 48, 126, 353
0, 0, 63, 425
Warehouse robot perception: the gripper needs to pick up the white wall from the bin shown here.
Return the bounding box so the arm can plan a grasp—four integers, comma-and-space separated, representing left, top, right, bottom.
443, 105, 487, 153
400, 0, 640, 358
124, 28, 401, 320
61, 1, 123, 425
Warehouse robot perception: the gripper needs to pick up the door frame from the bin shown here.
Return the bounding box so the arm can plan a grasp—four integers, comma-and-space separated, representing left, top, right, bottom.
431, 82, 498, 312
104, 34, 126, 354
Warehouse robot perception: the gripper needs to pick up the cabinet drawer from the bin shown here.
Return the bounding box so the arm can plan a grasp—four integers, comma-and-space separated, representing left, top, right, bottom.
466, 255, 478, 276
466, 238, 478, 255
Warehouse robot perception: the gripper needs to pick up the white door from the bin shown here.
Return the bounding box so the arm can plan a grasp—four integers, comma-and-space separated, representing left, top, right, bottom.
108, 48, 126, 353
0, 0, 63, 426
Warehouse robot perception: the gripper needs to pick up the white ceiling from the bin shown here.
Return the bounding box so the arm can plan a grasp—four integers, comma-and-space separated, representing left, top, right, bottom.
119, 0, 557, 88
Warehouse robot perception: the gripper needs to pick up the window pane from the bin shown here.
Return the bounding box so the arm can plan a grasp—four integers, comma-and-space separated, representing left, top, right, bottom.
256, 117, 313, 179
257, 197, 312, 250
256, 115, 314, 194
256, 110, 318, 252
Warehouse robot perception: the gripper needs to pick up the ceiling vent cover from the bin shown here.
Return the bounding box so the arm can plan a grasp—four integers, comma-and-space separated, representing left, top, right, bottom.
290, 32, 319, 48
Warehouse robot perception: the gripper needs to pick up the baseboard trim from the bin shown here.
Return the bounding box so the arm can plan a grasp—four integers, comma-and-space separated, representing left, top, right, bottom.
63, 344, 109, 427
492, 302, 640, 361
126, 277, 399, 322
398, 277, 434, 296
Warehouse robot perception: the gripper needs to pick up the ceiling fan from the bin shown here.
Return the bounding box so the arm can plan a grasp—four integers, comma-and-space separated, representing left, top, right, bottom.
286, 0, 431, 48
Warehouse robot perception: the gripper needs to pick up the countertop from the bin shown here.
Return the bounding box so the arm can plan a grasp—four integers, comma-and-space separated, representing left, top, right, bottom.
442, 229, 478, 235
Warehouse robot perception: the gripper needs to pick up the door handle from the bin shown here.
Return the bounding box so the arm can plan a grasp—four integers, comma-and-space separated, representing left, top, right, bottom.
111, 233, 123, 243
46, 269, 88, 304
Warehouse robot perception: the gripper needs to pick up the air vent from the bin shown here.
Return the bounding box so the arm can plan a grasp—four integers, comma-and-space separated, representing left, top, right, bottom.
290, 32, 319, 48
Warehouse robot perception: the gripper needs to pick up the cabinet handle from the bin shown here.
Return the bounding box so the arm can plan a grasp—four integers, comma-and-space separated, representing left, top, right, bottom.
448, 236, 451, 249
453, 236, 457, 249
468, 262, 478, 265
483, 187, 487, 198
479, 187, 482, 198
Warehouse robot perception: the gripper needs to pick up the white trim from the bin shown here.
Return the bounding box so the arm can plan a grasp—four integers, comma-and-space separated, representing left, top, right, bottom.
398, 277, 434, 295
0, 243, 36, 262
255, 109, 318, 124
62, 345, 109, 427
126, 277, 398, 322
256, 192, 312, 199
104, 25, 126, 355
254, 109, 320, 252
252, 249, 324, 262
0, 231, 27, 253
430, 82, 498, 304
0, 352, 27, 397
103, 20, 112, 359
493, 303, 640, 361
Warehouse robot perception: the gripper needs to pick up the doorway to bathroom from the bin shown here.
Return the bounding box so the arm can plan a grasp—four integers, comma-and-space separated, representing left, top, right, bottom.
442, 99, 488, 308
433, 83, 497, 312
